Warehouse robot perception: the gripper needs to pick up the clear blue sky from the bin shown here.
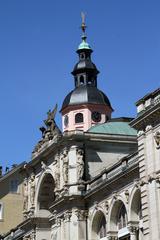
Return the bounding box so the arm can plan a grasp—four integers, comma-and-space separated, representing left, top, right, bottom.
0, 0, 160, 169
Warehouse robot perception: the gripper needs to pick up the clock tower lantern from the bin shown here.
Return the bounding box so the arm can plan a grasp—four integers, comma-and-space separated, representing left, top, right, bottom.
61, 17, 113, 132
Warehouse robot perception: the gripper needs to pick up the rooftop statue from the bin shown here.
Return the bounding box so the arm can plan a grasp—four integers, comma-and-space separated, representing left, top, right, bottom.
32, 104, 62, 155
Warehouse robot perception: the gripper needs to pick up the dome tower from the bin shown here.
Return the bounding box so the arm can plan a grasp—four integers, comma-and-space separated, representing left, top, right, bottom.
61, 15, 113, 132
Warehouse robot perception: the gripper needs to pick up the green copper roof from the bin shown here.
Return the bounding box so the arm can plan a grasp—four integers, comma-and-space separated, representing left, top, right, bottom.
78, 39, 91, 50
88, 121, 137, 136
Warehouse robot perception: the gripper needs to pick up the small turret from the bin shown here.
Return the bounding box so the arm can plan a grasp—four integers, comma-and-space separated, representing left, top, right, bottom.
61, 14, 113, 132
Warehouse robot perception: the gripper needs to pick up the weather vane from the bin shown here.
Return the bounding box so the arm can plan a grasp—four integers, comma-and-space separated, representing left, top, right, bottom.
81, 12, 87, 34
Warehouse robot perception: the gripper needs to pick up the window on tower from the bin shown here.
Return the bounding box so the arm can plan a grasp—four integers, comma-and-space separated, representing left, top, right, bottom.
75, 113, 84, 123
79, 75, 84, 85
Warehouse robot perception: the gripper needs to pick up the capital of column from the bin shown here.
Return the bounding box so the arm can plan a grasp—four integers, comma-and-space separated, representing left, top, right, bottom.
128, 225, 138, 234
75, 209, 88, 221
64, 210, 72, 222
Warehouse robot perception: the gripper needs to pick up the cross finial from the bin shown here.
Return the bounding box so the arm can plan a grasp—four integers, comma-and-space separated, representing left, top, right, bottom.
81, 12, 87, 34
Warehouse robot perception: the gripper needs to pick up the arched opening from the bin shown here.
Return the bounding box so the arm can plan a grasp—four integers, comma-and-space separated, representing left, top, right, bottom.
75, 113, 84, 123
130, 189, 142, 240
118, 204, 127, 230
92, 210, 107, 240
109, 200, 129, 239
79, 75, 84, 85
37, 173, 55, 217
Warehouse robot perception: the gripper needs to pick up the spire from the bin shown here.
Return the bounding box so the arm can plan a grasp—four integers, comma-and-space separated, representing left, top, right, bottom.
78, 12, 91, 51
81, 12, 87, 37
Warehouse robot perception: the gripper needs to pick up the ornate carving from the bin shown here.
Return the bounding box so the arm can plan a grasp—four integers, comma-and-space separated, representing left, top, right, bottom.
75, 209, 88, 221
104, 200, 109, 215
145, 125, 152, 131
137, 130, 144, 137
23, 178, 28, 212
128, 225, 138, 234
56, 217, 61, 226
154, 131, 160, 148
147, 173, 156, 183
41, 161, 47, 171
29, 174, 35, 206
32, 104, 62, 155
76, 148, 84, 181
64, 210, 72, 222
108, 236, 118, 240
125, 190, 129, 203
62, 149, 69, 184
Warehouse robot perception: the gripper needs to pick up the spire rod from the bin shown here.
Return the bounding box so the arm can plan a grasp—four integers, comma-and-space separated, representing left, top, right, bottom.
81, 12, 87, 37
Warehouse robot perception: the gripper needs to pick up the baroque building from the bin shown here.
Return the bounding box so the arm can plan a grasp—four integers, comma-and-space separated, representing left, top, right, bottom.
1, 19, 160, 240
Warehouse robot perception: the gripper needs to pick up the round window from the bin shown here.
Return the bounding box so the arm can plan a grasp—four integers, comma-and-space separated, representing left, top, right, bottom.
92, 111, 101, 122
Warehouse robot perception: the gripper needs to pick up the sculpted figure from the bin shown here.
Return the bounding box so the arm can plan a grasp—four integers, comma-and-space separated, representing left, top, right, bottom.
23, 179, 28, 211
77, 149, 84, 181
62, 149, 69, 184
41, 161, 47, 171
154, 131, 160, 147
30, 174, 35, 206
54, 154, 60, 189
32, 105, 62, 155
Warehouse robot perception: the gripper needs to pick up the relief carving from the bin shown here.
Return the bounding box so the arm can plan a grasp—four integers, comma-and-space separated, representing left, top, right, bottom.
154, 131, 160, 148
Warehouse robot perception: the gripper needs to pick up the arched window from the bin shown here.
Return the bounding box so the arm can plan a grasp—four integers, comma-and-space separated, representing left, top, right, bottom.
38, 174, 55, 211
117, 204, 127, 230
75, 113, 84, 123
98, 215, 106, 239
79, 75, 84, 85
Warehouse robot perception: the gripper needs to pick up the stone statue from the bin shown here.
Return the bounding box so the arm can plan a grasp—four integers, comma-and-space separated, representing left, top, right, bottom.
30, 174, 35, 206
77, 149, 84, 181
32, 104, 62, 155
23, 179, 28, 212
43, 104, 62, 141
54, 154, 60, 189
154, 131, 160, 148
41, 161, 47, 171
62, 149, 69, 184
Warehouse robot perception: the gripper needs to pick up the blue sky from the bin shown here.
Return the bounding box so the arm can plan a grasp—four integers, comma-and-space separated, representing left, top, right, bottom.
0, 0, 160, 169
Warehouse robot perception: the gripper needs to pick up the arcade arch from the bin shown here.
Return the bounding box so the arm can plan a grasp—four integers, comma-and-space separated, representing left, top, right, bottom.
36, 173, 55, 217
91, 210, 107, 240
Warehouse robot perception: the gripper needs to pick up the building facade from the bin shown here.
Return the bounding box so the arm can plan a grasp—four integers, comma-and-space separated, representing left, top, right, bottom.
0, 163, 25, 235
2, 22, 160, 240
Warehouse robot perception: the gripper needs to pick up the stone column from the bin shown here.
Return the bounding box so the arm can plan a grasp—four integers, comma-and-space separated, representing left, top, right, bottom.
64, 211, 72, 240
75, 209, 88, 240
56, 217, 61, 240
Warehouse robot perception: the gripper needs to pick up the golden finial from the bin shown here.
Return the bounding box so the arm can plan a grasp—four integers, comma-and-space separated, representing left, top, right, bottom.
81, 12, 87, 34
